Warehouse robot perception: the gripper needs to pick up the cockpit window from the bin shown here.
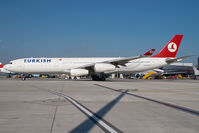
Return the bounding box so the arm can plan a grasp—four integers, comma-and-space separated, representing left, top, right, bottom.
9, 62, 12, 64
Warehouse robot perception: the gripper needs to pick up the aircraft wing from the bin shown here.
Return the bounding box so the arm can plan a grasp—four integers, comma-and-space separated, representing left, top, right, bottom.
77, 49, 155, 70
103, 56, 146, 66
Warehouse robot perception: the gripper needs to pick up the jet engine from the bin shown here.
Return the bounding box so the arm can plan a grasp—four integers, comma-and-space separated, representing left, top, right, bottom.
94, 63, 116, 73
70, 69, 89, 76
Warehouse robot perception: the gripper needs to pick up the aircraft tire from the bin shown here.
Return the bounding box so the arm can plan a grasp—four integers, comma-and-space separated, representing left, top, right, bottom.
91, 74, 106, 81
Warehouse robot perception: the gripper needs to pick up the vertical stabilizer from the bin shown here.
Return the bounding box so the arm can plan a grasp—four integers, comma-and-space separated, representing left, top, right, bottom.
152, 35, 183, 58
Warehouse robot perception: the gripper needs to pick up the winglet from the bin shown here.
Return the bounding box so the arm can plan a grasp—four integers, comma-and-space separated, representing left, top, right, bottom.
143, 49, 155, 56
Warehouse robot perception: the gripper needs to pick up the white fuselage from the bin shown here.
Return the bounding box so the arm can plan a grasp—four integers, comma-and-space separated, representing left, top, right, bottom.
4, 57, 168, 74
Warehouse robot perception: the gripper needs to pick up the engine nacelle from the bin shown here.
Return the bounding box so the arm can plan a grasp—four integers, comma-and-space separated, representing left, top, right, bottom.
94, 63, 116, 73
70, 69, 89, 76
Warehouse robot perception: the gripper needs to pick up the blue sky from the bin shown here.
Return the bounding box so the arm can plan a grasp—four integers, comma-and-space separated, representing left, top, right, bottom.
0, 0, 198, 65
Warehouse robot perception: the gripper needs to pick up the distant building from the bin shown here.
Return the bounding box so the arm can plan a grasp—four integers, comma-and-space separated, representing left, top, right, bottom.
198, 57, 199, 69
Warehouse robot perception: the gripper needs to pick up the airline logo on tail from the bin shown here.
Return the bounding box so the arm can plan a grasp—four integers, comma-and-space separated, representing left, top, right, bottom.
168, 42, 177, 52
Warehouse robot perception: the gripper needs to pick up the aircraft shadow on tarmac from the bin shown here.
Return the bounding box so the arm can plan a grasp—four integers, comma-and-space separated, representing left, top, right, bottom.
69, 90, 128, 133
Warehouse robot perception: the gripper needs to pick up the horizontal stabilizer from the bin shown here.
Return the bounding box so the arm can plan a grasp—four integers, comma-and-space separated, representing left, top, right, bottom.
166, 55, 194, 64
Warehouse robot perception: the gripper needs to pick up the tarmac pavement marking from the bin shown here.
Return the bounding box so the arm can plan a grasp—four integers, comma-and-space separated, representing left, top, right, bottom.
32, 86, 122, 133
94, 84, 199, 117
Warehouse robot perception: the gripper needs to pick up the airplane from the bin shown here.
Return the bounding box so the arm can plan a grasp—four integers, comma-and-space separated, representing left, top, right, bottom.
3, 49, 155, 80
4, 35, 192, 81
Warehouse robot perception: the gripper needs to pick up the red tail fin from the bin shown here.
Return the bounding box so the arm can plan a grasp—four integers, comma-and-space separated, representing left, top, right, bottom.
152, 35, 183, 58
0, 63, 3, 68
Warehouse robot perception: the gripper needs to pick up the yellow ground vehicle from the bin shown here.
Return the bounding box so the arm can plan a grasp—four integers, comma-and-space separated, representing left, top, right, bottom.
142, 72, 156, 79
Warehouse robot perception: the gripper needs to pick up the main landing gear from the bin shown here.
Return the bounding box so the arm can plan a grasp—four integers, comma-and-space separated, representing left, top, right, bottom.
21, 74, 32, 80
91, 74, 106, 81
